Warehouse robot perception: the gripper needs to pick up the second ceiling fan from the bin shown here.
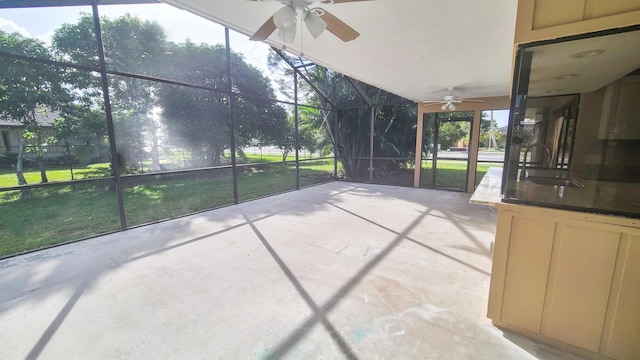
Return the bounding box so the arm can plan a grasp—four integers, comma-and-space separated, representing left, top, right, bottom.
423, 87, 484, 111
249, 0, 370, 43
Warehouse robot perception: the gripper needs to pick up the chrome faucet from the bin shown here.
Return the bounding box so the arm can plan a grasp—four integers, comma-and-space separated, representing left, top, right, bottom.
519, 143, 551, 180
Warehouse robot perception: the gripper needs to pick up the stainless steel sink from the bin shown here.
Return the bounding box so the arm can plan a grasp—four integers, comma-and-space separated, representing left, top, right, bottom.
526, 176, 584, 188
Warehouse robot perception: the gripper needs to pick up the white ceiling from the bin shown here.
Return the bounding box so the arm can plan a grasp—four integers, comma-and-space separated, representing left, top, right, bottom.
159, 0, 518, 103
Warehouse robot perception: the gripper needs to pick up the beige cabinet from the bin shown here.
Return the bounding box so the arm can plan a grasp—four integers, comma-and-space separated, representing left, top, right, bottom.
515, 0, 640, 44
532, 0, 640, 29
488, 204, 640, 359
598, 76, 640, 140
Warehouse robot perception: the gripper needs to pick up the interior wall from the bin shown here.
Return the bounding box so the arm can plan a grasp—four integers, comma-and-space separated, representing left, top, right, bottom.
572, 87, 605, 173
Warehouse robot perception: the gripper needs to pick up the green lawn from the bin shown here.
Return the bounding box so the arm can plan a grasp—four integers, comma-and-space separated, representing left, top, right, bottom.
0, 157, 497, 258
0, 159, 335, 258
341, 159, 504, 190
0, 163, 112, 188
421, 160, 503, 190
0, 153, 328, 188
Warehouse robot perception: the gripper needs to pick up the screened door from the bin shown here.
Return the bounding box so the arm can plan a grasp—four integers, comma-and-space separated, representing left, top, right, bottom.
420, 112, 473, 191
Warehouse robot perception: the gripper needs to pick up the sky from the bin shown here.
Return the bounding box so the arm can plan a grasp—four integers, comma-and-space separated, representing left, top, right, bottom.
0, 3, 511, 127
0, 3, 274, 81
483, 109, 509, 128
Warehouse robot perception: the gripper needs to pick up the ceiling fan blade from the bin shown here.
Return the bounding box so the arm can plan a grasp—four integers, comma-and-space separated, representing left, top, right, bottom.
250, 16, 277, 41
460, 99, 485, 103
319, 9, 360, 42
423, 102, 445, 106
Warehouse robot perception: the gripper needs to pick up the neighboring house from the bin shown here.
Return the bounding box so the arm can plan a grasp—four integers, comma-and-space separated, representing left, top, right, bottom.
0, 109, 85, 162
0, 108, 58, 155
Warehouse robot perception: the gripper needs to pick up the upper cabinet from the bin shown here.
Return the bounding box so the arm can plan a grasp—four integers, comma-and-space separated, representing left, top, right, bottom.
598, 76, 640, 140
515, 0, 640, 44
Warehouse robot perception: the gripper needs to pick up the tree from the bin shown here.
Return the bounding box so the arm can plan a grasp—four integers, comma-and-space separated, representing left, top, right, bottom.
312, 60, 414, 176
53, 14, 167, 172
299, 106, 330, 157
294, 64, 416, 177
53, 14, 288, 170
0, 30, 70, 187
423, 111, 473, 152
158, 41, 287, 166
53, 103, 109, 164
274, 112, 295, 162
437, 121, 467, 150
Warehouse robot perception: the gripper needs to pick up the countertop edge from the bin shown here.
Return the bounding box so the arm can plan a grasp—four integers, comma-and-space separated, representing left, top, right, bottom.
470, 167, 503, 207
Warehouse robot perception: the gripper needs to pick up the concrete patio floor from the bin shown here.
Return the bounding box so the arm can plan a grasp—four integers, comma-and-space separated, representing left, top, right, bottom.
0, 182, 589, 359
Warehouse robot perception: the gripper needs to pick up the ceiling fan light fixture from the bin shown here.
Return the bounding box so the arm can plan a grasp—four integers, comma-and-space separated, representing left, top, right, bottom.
277, 28, 296, 43
304, 10, 327, 38
553, 73, 578, 80
441, 103, 448, 111
273, 5, 297, 30
449, 103, 456, 111
570, 49, 605, 59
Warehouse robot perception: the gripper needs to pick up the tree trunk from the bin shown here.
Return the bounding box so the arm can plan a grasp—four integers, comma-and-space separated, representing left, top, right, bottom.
37, 154, 48, 183
213, 147, 223, 166
206, 147, 220, 166
15, 139, 32, 200
150, 124, 161, 171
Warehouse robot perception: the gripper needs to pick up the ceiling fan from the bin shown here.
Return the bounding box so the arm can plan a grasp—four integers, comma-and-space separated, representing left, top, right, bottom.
249, 0, 370, 43
423, 87, 484, 111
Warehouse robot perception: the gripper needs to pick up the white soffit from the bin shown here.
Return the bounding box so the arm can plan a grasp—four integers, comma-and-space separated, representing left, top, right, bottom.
160, 0, 518, 103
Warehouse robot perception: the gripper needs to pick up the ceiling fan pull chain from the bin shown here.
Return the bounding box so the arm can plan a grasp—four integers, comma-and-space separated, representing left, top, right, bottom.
300, 16, 305, 57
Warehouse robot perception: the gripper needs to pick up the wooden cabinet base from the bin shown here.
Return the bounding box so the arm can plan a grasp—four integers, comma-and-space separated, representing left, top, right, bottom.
488, 203, 640, 360
493, 321, 613, 360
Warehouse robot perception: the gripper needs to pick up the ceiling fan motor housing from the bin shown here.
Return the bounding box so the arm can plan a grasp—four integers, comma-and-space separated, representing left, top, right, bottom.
444, 95, 461, 103
250, 0, 363, 43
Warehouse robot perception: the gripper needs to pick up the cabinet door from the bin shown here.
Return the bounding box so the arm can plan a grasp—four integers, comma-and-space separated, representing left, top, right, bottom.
540, 224, 620, 352
499, 216, 555, 332
600, 235, 640, 359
